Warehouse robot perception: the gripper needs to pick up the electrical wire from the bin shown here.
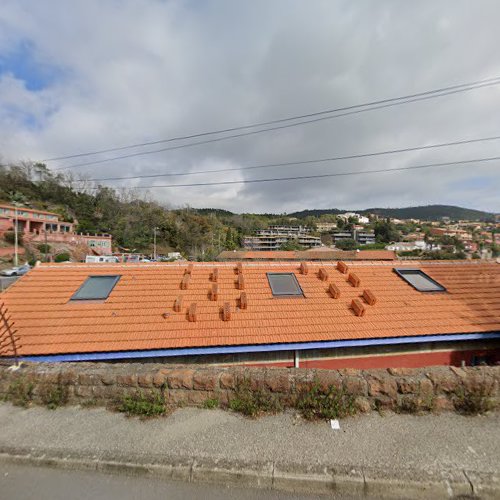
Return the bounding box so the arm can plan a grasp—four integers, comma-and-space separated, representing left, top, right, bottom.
84, 155, 500, 190
69, 133, 500, 183
50, 76, 500, 171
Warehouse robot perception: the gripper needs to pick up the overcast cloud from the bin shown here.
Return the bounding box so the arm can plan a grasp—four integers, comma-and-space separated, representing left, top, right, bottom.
0, 0, 499, 213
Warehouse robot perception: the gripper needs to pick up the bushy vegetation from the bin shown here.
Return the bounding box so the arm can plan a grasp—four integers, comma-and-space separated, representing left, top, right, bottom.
118, 391, 166, 417
39, 379, 69, 410
453, 379, 496, 415
5, 377, 34, 407
229, 378, 282, 417
54, 252, 71, 262
37, 243, 51, 253
295, 381, 356, 421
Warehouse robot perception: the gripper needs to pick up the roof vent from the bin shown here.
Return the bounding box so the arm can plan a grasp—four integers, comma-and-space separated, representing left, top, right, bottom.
211, 268, 219, 282
222, 302, 231, 321
185, 264, 193, 275
348, 272, 361, 287
328, 283, 341, 299
337, 261, 349, 274
237, 274, 245, 290
362, 289, 377, 305
173, 296, 183, 312
351, 298, 366, 317
318, 268, 329, 281
188, 303, 197, 322
180, 274, 190, 290
211, 283, 218, 301
240, 292, 248, 309
299, 262, 308, 275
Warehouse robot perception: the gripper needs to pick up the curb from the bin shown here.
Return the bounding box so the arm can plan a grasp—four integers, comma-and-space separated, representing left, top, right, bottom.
0, 448, 498, 499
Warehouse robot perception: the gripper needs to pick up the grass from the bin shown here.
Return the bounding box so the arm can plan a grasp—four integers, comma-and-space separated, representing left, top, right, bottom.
203, 397, 220, 409
229, 378, 282, 417
118, 391, 166, 417
296, 381, 356, 421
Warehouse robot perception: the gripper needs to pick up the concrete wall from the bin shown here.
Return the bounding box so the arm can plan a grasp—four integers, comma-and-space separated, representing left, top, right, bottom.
1, 362, 498, 413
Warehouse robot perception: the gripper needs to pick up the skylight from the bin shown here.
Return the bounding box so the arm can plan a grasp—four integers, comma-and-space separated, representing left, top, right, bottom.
71, 275, 121, 300
267, 273, 304, 297
393, 269, 446, 292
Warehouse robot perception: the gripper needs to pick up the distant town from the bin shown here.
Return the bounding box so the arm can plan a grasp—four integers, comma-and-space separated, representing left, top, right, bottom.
1, 201, 498, 271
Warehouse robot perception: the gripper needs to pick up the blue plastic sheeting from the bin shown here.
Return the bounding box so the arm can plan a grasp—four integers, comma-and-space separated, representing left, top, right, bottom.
17, 332, 500, 363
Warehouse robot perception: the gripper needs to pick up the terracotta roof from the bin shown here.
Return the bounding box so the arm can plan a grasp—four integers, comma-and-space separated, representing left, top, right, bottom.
1, 260, 499, 357
217, 250, 396, 261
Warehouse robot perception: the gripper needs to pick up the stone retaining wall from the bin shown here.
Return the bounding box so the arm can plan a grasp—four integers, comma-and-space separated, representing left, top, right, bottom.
0, 362, 498, 413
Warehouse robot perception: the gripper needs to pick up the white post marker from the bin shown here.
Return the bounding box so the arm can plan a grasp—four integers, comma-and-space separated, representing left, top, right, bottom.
330, 419, 340, 430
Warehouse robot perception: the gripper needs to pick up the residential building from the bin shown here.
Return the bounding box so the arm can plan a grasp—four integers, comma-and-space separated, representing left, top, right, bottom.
331, 229, 376, 245
2, 260, 498, 368
337, 212, 370, 224
244, 234, 321, 250
0, 204, 73, 235
217, 249, 396, 261
0, 203, 112, 255
386, 241, 440, 252
315, 222, 337, 232
244, 226, 321, 250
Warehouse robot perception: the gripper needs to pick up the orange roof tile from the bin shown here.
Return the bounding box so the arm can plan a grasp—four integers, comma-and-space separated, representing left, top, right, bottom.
217, 250, 396, 261
1, 260, 499, 357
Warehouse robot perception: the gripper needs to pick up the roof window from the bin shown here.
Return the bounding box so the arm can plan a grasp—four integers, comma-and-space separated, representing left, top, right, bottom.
394, 268, 446, 292
267, 273, 304, 297
71, 275, 121, 300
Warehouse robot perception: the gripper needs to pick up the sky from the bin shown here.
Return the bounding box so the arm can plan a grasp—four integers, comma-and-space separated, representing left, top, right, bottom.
0, 0, 499, 214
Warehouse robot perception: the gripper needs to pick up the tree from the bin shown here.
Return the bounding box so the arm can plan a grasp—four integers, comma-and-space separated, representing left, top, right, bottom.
279, 239, 306, 251
374, 219, 400, 243
335, 238, 358, 250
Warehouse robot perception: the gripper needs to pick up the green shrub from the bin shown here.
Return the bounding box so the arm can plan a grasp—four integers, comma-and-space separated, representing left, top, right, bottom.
229, 379, 282, 417
3, 231, 22, 246
5, 377, 34, 407
37, 243, 51, 253
118, 391, 166, 417
39, 379, 69, 410
296, 381, 356, 421
54, 252, 71, 263
453, 379, 496, 415
396, 394, 434, 414
203, 397, 220, 409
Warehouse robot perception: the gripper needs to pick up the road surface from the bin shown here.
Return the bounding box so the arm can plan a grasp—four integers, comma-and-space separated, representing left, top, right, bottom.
0, 462, 355, 500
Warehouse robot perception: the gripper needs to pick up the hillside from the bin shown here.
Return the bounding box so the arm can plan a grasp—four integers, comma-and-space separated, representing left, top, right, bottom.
290, 205, 495, 221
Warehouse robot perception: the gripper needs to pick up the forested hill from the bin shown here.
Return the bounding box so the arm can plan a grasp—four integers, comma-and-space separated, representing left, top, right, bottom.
290, 205, 495, 221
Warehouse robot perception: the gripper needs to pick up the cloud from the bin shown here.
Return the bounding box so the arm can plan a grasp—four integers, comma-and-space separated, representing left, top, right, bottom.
0, 0, 499, 213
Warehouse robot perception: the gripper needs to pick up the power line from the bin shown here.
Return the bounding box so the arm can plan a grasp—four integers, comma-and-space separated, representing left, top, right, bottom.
70, 133, 500, 183
51, 76, 500, 171
84, 155, 500, 190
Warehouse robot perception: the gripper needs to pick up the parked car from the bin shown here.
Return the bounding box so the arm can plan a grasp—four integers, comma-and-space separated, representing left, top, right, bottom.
0, 264, 31, 276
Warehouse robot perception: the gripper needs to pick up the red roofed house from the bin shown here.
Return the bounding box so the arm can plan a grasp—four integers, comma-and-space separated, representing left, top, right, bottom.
0, 204, 112, 255
0, 260, 499, 368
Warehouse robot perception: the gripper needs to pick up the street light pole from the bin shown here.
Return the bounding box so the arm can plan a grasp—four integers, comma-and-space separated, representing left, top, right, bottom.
153, 227, 159, 261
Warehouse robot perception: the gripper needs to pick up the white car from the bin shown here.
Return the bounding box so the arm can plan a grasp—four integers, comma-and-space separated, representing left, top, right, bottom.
1, 264, 31, 276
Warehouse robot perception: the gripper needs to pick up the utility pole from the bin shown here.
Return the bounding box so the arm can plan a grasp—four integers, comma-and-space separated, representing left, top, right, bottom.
13, 205, 19, 267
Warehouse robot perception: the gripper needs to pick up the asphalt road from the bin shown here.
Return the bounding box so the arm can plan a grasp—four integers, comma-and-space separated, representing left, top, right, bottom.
0, 463, 353, 500
0, 275, 18, 291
